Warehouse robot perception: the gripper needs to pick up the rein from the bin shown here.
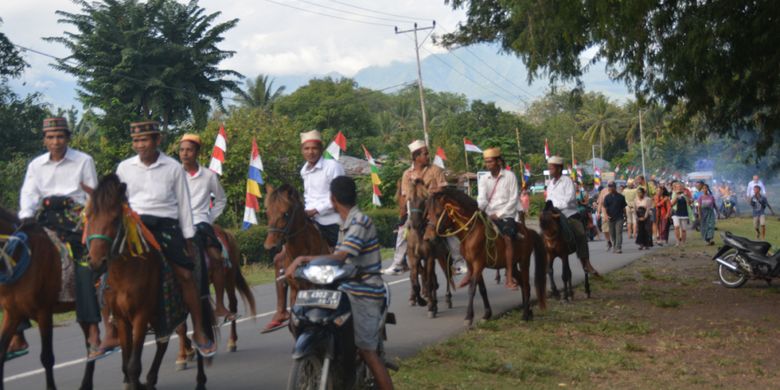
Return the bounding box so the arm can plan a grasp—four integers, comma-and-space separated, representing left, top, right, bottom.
267, 201, 308, 251
434, 201, 500, 267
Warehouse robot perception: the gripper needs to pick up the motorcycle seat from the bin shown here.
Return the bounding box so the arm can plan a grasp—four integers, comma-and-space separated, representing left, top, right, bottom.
724, 232, 771, 254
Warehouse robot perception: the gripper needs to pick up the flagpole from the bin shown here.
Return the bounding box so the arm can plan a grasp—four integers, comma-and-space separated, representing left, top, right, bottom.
464, 147, 471, 196
639, 108, 647, 178
570, 135, 575, 167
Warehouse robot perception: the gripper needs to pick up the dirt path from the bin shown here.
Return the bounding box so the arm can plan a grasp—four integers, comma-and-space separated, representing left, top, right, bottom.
393, 223, 780, 389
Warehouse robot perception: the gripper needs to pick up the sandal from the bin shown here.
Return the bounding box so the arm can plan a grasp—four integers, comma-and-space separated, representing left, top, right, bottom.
194, 340, 217, 358
260, 319, 288, 334
221, 313, 240, 325
5, 347, 29, 361
87, 344, 120, 362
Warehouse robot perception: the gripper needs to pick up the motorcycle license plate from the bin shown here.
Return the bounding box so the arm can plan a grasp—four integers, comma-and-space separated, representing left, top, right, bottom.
296, 290, 342, 309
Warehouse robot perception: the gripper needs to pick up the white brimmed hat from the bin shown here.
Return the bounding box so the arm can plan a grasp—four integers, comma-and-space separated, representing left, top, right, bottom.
408, 139, 426, 153
548, 156, 564, 165
300, 130, 322, 144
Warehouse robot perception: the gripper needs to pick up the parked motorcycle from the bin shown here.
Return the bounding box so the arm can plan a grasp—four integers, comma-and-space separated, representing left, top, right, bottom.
286, 258, 396, 390
712, 232, 778, 288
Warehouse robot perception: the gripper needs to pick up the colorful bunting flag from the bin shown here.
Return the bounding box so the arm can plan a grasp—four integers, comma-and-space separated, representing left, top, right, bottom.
544, 139, 551, 160
208, 125, 227, 175
433, 146, 447, 168
463, 138, 482, 153
523, 163, 531, 185
594, 167, 602, 187
614, 164, 620, 174
363, 145, 382, 207
242, 138, 263, 230
324, 131, 347, 160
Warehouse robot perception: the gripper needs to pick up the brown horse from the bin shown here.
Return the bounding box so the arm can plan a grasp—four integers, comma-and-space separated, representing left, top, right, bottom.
84, 174, 214, 390
539, 200, 599, 301
263, 184, 330, 320
425, 187, 547, 326
0, 208, 97, 390
405, 180, 454, 318
175, 225, 256, 370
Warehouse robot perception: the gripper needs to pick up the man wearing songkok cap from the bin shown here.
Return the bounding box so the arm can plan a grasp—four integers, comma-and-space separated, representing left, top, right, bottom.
263, 129, 345, 333
178, 134, 232, 319
13, 117, 108, 361
115, 121, 217, 357
477, 147, 521, 290
383, 140, 466, 276
546, 156, 600, 275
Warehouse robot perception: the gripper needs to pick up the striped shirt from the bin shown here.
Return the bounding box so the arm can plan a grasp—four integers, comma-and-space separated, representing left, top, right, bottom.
336, 206, 386, 299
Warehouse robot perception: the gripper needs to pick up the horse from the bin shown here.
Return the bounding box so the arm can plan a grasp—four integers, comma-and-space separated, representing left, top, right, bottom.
83, 174, 214, 390
538, 200, 599, 301
175, 225, 256, 370
263, 184, 330, 318
425, 187, 547, 326
0, 207, 97, 390
405, 180, 454, 318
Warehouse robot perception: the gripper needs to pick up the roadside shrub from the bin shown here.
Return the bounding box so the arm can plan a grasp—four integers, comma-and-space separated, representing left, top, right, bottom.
364, 208, 400, 248
527, 193, 546, 217
232, 225, 271, 265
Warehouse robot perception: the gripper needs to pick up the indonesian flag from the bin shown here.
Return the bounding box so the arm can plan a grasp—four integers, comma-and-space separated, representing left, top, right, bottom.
208, 125, 227, 175
544, 139, 551, 160
324, 131, 347, 160
463, 138, 482, 153
523, 163, 531, 184
594, 167, 602, 187
576, 166, 583, 183
433, 146, 447, 168
363, 145, 382, 207
614, 164, 620, 174
242, 138, 264, 230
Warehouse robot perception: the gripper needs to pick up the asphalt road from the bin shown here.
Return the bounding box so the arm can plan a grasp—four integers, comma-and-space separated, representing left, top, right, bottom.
3, 231, 653, 389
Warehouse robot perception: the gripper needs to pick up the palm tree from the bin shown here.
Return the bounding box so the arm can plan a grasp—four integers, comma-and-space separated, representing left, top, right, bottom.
577, 94, 622, 150
238, 74, 286, 110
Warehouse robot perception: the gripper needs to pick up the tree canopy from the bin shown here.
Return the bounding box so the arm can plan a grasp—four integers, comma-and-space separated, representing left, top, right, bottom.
441, 0, 780, 156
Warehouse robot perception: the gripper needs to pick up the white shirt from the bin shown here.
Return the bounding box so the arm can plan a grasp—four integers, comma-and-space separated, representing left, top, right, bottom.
184, 165, 226, 225
746, 180, 766, 197
19, 148, 98, 219
546, 174, 578, 217
300, 157, 345, 226
477, 169, 519, 220
116, 153, 195, 238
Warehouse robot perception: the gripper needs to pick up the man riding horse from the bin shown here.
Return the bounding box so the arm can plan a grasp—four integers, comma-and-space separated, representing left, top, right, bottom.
383, 140, 465, 276
264, 129, 345, 333
546, 156, 599, 275
15, 117, 115, 361
178, 133, 232, 319
115, 121, 216, 357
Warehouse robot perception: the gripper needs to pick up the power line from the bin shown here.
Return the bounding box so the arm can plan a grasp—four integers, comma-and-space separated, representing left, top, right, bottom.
293, 0, 413, 24
261, 0, 394, 27
326, 0, 432, 22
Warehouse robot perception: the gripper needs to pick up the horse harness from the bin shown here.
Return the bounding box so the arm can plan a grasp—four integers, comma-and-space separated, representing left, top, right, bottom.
267, 201, 308, 252
435, 202, 501, 267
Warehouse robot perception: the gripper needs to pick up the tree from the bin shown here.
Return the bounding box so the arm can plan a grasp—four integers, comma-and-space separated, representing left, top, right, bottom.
237, 74, 286, 110
577, 94, 621, 147
442, 0, 780, 156
47, 0, 243, 130
0, 19, 26, 80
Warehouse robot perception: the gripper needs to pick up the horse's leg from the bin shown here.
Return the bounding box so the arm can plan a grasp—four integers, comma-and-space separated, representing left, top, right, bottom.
477, 273, 492, 321
195, 351, 207, 390
145, 339, 169, 389
426, 256, 438, 318
175, 324, 191, 371
408, 253, 426, 307
562, 256, 573, 302
584, 271, 592, 298
226, 265, 239, 352
464, 273, 478, 327
127, 317, 148, 390
517, 256, 532, 321
36, 311, 56, 390
494, 269, 501, 284
547, 256, 560, 300
77, 323, 96, 390
0, 314, 21, 390
117, 319, 132, 386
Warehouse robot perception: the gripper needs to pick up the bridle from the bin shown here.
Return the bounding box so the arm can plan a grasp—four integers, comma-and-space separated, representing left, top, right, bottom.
267, 201, 307, 251
85, 215, 125, 265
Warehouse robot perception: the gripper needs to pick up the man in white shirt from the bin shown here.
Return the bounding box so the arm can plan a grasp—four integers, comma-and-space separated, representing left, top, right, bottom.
264, 129, 345, 333
115, 121, 216, 357
546, 156, 599, 275
477, 148, 520, 290
15, 117, 109, 360
178, 134, 231, 318
746, 175, 766, 198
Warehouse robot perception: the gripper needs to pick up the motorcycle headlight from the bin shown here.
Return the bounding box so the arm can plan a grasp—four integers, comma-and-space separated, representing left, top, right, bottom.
302, 265, 346, 284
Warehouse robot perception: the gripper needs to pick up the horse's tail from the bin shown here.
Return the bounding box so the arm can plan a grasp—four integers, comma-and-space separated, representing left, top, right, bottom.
529, 229, 548, 311
223, 230, 257, 317
196, 251, 219, 343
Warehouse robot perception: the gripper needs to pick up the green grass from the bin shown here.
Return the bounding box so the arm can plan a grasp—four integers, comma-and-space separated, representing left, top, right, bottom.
240, 263, 277, 286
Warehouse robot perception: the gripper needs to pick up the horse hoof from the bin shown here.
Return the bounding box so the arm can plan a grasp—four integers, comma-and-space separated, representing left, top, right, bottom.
464, 319, 474, 327
447, 301, 453, 309
186, 347, 196, 362
409, 300, 417, 307
428, 311, 436, 319
227, 340, 237, 352
523, 310, 533, 322
417, 298, 428, 307
483, 311, 492, 320
175, 361, 187, 371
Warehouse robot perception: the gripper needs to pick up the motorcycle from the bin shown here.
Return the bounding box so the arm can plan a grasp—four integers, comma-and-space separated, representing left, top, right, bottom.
712, 232, 779, 288
287, 258, 396, 390
719, 195, 738, 219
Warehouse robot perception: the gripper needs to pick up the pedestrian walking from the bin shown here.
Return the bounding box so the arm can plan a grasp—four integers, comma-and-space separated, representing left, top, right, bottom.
634, 187, 654, 249
698, 184, 717, 245
750, 185, 775, 240
655, 185, 672, 245
601, 181, 627, 253
671, 181, 693, 247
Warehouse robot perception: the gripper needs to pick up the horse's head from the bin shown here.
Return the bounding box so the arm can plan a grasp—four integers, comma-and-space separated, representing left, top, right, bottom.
539, 200, 562, 236
264, 183, 304, 251
408, 180, 429, 232
83, 174, 126, 271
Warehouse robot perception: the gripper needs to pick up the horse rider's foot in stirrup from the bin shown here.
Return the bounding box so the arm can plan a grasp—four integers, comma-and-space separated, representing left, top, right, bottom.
505, 280, 519, 291
261, 312, 289, 333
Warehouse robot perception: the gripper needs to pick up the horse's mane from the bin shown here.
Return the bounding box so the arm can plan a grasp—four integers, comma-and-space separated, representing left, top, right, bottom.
433, 186, 477, 212
91, 174, 127, 216
410, 179, 428, 200
266, 183, 302, 206
539, 200, 559, 232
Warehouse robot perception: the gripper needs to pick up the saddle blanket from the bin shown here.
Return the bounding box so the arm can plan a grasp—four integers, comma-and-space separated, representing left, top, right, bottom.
43, 228, 77, 303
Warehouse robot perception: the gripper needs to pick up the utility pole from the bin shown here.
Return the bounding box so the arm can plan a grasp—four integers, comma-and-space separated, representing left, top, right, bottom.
639, 108, 647, 178
396, 22, 435, 147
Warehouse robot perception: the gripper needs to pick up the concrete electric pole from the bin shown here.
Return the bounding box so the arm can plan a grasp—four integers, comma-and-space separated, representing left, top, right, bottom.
395, 21, 435, 147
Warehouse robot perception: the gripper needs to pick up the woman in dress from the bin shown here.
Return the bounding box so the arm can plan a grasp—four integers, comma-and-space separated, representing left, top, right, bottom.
635, 187, 654, 249
698, 183, 717, 245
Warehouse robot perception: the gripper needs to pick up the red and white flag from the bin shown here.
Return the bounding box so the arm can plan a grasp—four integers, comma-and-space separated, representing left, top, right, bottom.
544, 138, 551, 160
433, 147, 447, 168
463, 138, 482, 153
324, 131, 347, 160
208, 125, 227, 175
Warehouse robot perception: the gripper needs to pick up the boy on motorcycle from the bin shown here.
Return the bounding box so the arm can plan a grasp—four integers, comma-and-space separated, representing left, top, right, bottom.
285, 176, 393, 390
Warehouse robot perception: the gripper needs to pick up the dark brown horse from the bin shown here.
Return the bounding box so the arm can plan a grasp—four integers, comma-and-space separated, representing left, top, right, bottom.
539, 201, 599, 301
406, 180, 454, 318
176, 225, 256, 370
263, 184, 330, 317
0, 208, 97, 390
425, 187, 547, 326
84, 174, 214, 390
